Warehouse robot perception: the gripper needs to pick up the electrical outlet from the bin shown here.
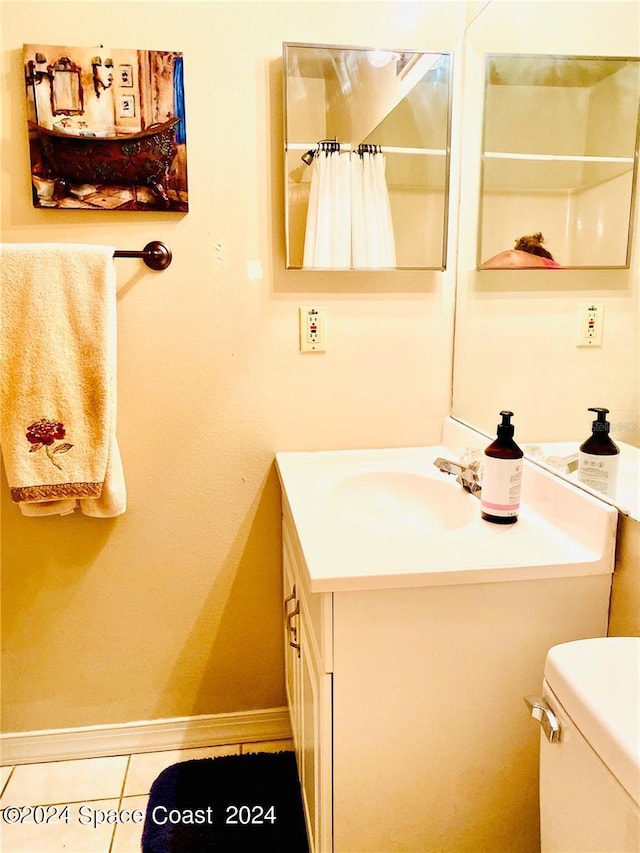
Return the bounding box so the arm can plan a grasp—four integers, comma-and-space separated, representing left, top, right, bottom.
299, 307, 327, 352
577, 302, 604, 347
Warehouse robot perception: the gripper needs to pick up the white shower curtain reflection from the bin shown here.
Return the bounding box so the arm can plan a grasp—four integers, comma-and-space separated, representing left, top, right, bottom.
303, 150, 396, 269
351, 152, 396, 268
303, 151, 351, 268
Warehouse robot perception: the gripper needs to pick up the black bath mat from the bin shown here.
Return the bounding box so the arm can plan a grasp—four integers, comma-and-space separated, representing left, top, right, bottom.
141, 750, 309, 852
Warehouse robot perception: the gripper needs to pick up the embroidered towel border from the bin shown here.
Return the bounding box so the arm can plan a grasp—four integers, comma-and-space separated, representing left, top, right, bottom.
11, 482, 102, 502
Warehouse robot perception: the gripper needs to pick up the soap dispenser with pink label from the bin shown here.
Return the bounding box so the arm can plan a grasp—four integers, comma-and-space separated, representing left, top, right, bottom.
480, 410, 524, 524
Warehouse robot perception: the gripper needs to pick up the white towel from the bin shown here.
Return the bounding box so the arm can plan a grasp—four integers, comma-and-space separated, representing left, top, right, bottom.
0, 243, 126, 517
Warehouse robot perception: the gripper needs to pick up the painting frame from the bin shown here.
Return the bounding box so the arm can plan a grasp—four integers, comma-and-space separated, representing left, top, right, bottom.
24, 42, 188, 212
118, 94, 136, 118
118, 63, 133, 87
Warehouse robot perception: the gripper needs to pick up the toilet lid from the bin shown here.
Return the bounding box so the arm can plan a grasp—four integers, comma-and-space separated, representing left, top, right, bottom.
544, 637, 640, 807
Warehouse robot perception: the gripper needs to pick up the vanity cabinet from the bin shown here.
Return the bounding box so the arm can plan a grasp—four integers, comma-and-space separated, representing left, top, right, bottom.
283, 518, 332, 853
281, 498, 611, 853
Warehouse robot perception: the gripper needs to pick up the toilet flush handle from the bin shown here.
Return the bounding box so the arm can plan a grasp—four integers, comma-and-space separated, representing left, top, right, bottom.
524, 696, 560, 743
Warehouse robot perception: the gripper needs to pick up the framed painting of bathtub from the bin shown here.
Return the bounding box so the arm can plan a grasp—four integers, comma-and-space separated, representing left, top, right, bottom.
23, 43, 189, 212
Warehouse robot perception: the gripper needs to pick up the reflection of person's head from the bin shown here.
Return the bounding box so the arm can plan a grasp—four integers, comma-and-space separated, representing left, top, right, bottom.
479, 232, 561, 269
514, 232, 554, 261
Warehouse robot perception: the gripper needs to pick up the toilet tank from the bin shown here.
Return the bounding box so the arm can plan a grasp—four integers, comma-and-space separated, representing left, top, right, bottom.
539, 637, 640, 853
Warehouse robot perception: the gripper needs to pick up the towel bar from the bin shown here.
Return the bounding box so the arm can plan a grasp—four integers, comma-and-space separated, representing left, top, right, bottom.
114, 241, 172, 270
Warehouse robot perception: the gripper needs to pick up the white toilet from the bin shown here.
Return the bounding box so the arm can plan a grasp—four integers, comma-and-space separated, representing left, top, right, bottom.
528, 637, 640, 852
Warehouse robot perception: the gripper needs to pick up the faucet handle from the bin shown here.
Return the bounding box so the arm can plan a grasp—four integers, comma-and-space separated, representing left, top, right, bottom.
433, 456, 482, 495
460, 447, 483, 474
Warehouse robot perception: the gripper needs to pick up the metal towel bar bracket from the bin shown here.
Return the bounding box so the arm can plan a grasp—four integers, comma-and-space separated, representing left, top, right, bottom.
113, 241, 172, 271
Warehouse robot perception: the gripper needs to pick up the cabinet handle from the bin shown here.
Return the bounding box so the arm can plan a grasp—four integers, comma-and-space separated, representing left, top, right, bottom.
284, 584, 297, 609
284, 584, 298, 640
287, 601, 301, 657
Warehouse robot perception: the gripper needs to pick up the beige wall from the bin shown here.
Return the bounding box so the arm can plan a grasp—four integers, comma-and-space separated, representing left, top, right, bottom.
0, 1, 466, 733
609, 514, 640, 637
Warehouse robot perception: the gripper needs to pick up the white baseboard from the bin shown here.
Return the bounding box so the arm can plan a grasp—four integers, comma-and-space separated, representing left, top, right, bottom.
0, 706, 292, 766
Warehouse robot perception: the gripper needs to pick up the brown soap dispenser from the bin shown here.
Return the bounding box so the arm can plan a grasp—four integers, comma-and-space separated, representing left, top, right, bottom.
480, 410, 524, 524
577, 407, 619, 498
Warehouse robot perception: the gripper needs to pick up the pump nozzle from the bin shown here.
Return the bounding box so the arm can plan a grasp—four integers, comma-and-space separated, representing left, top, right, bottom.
588, 407, 611, 433
497, 410, 515, 438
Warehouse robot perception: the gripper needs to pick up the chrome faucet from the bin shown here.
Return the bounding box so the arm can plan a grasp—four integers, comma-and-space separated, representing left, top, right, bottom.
433, 456, 482, 495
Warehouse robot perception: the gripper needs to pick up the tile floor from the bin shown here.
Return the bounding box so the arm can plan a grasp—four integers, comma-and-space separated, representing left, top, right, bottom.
0, 738, 294, 852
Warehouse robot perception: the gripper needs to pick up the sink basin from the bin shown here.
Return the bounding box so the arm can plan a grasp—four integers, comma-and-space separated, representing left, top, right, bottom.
330, 470, 477, 533
275, 442, 617, 592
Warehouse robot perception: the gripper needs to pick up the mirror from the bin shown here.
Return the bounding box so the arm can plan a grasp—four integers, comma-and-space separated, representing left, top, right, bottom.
479, 54, 640, 269
49, 56, 83, 115
283, 42, 452, 270
452, 42, 640, 520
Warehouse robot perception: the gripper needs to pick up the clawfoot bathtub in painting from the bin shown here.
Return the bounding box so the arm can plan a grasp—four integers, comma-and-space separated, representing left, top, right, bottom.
28, 117, 179, 208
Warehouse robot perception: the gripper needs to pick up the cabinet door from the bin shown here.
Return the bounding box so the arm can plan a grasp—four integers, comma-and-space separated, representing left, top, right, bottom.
299, 603, 332, 853
283, 562, 301, 751
283, 540, 332, 851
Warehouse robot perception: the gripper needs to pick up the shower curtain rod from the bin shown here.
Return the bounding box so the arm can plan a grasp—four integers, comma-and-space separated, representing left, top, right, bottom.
113, 241, 172, 271
288, 142, 446, 156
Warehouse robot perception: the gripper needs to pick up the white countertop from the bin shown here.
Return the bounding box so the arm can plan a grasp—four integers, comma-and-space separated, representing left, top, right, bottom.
276, 433, 617, 593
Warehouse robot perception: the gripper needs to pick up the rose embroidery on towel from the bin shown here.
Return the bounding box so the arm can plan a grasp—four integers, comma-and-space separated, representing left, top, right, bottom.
26, 418, 73, 470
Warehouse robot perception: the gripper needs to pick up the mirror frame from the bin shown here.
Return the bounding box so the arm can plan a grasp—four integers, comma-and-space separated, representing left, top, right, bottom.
49, 56, 84, 116
283, 41, 454, 271
477, 53, 640, 271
